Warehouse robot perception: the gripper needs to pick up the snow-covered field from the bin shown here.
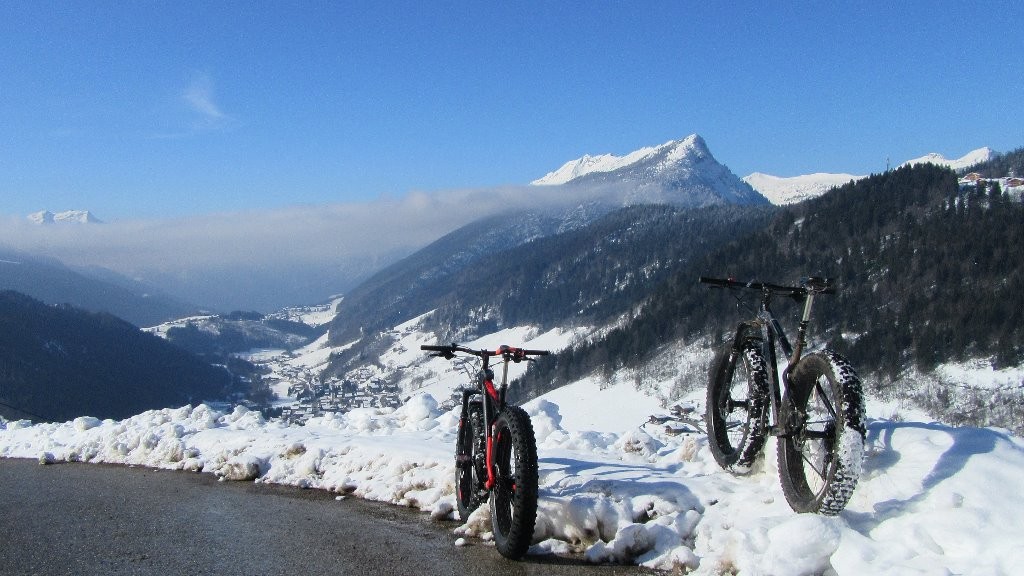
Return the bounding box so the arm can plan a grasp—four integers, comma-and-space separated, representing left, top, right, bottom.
3, 375, 1022, 574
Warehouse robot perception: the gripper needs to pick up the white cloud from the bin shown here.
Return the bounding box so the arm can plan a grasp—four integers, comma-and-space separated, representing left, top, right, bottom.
182, 73, 228, 125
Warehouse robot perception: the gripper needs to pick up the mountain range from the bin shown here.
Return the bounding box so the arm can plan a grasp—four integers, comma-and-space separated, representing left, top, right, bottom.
14, 136, 998, 315
743, 146, 996, 205
5, 134, 1021, 429
27, 210, 103, 224
317, 146, 1023, 434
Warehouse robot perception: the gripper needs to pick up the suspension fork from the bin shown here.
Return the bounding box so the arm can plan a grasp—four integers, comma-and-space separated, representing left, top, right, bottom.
478, 354, 507, 491
771, 292, 818, 437
757, 292, 797, 437
787, 292, 816, 372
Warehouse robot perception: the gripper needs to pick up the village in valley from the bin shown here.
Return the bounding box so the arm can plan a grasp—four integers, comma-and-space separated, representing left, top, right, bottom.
278, 369, 403, 424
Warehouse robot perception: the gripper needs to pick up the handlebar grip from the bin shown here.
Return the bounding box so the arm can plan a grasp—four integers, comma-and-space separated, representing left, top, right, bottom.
420, 344, 451, 352
801, 277, 837, 295
699, 276, 735, 288
519, 349, 550, 356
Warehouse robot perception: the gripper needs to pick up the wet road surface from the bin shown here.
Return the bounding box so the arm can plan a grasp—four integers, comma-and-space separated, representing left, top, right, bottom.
0, 458, 655, 575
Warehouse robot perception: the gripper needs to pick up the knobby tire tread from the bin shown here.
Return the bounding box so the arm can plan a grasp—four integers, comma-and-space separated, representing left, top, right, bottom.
778, 350, 866, 515
490, 405, 538, 560
706, 340, 770, 473
455, 402, 485, 520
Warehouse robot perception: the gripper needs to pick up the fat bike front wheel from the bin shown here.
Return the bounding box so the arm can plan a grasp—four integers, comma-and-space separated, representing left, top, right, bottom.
706, 340, 770, 472
778, 350, 866, 515
489, 405, 538, 560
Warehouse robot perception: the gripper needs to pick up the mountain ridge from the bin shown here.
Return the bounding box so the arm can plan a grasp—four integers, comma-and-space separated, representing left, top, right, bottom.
532, 135, 710, 185
745, 146, 996, 205
28, 210, 103, 225
530, 134, 767, 208
0, 248, 198, 327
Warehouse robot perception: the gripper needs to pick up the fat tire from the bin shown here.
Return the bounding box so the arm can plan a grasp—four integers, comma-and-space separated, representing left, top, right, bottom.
455, 401, 485, 520
489, 405, 538, 560
778, 350, 866, 515
706, 340, 770, 473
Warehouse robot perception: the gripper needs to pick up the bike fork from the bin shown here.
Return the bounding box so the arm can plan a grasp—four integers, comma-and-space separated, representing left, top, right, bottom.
485, 432, 496, 490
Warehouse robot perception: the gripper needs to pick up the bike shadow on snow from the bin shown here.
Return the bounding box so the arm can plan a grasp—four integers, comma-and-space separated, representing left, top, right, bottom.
539, 456, 701, 502
535, 456, 703, 543
843, 420, 1018, 533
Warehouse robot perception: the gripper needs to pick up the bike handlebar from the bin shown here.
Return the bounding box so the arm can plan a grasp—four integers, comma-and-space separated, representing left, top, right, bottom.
420, 343, 550, 359
699, 276, 836, 296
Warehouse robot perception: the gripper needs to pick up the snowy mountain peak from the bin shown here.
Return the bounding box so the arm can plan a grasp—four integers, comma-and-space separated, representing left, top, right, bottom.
743, 172, 865, 206
900, 147, 995, 171
531, 134, 708, 186
529, 134, 765, 207
28, 210, 103, 225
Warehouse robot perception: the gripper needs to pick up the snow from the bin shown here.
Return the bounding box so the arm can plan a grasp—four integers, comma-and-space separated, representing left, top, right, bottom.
4, 368, 1023, 574
743, 172, 865, 206
531, 135, 702, 186
267, 296, 344, 327
27, 210, 103, 225
934, 358, 1024, 390
144, 314, 219, 338
901, 147, 994, 171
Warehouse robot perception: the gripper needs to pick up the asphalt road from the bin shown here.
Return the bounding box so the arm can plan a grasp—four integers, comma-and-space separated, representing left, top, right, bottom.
0, 458, 654, 576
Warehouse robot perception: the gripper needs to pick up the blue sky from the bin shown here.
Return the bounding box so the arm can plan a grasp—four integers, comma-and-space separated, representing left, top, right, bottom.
3, 1, 1021, 220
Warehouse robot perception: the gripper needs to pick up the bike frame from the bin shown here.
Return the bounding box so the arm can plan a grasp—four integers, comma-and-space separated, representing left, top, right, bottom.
711, 278, 831, 438
460, 351, 507, 490
428, 344, 546, 491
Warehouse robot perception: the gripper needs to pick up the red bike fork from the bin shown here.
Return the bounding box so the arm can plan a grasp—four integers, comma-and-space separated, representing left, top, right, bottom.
485, 432, 496, 490
484, 377, 500, 490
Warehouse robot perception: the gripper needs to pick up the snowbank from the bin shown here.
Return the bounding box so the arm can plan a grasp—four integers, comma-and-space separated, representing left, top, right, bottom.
3, 395, 1023, 575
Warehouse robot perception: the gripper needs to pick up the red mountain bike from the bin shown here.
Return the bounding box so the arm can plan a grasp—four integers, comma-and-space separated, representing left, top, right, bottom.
421, 343, 549, 560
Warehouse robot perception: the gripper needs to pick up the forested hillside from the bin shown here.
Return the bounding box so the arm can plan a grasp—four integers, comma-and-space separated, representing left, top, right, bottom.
0, 291, 232, 422
326, 212, 573, 345
519, 164, 1024, 403
322, 204, 774, 379
421, 204, 775, 339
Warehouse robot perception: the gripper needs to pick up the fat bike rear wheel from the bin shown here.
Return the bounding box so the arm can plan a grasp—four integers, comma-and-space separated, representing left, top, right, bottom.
455, 401, 485, 520
706, 340, 770, 472
489, 405, 538, 560
778, 350, 866, 515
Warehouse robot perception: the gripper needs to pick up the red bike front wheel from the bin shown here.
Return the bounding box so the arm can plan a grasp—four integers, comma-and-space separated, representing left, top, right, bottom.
489, 406, 538, 560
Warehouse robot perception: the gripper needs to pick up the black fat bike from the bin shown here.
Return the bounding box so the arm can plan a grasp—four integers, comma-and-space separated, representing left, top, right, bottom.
421, 343, 550, 559
700, 276, 866, 515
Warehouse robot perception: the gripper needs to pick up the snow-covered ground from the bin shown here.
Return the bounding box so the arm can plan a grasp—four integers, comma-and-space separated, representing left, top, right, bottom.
3, 369, 1022, 574
267, 296, 344, 327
